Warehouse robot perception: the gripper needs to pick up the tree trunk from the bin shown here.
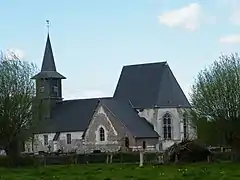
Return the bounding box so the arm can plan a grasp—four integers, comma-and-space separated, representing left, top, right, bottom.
5, 140, 21, 167
228, 136, 240, 162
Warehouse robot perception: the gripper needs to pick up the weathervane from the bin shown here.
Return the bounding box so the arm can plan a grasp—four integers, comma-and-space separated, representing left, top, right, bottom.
46, 20, 50, 33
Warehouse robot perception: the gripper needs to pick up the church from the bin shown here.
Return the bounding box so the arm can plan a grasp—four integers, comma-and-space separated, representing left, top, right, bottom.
24, 33, 197, 154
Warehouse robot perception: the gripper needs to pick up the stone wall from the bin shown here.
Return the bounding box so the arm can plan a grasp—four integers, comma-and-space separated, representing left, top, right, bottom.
138, 108, 197, 150
84, 104, 158, 153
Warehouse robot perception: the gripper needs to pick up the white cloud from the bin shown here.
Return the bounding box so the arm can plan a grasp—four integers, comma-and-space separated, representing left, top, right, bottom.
230, 11, 240, 25
158, 3, 203, 31
219, 34, 240, 44
220, 0, 240, 25
81, 90, 109, 99
63, 88, 109, 100
4, 48, 25, 60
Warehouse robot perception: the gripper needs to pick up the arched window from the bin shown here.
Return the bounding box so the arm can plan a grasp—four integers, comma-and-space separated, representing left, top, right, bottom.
99, 127, 105, 141
183, 113, 188, 139
124, 137, 129, 148
163, 113, 172, 139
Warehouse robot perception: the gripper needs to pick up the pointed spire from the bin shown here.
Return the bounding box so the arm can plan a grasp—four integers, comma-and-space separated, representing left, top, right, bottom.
31, 23, 66, 80
41, 34, 56, 71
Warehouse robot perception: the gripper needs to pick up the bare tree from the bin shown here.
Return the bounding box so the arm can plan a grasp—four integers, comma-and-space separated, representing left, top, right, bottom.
190, 53, 240, 151
0, 51, 37, 158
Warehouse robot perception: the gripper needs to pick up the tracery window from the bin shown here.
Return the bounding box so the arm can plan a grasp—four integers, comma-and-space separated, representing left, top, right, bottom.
163, 113, 172, 139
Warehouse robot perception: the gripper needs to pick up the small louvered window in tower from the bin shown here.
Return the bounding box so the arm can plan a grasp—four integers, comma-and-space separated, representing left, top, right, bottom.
40, 86, 44, 93
53, 86, 58, 92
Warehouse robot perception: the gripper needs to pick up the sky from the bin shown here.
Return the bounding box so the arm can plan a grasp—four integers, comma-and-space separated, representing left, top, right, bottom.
1, 0, 240, 100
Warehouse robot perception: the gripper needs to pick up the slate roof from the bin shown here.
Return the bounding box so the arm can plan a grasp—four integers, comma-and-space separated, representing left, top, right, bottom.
36, 97, 159, 139
113, 62, 191, 109
35, 97, 111, 133
100, 99, 159, 138
32, 34, 65, 79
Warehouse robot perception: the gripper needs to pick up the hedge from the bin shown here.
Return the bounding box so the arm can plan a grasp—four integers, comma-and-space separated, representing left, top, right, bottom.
212, 152, 240, 162
2, 152, 237, 167
0, 152, 159, 167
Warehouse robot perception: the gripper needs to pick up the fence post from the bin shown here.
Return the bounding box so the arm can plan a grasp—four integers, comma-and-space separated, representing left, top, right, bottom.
174, 154, 178, 164
158, 153, 164, 164
120, 153, 123, 163
207, 155, 210, 163
110, 153, 113, 164
106, 154, 109, 164
75, 154, 78, 164
139, 151, 144, 167
44, 156, 47, 167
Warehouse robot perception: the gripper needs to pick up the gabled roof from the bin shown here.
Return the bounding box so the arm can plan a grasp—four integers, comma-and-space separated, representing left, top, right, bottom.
113, 62, 191, 109
100, 99, 159, 138
35, 97, 111, 133
31, 34, 65, 79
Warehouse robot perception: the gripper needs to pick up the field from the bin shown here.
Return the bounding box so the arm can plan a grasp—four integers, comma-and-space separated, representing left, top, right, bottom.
0, 163, 239, 180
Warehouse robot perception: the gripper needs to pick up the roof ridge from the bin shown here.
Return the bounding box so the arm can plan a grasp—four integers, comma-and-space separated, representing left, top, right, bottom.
62, 97, 112, 102
123, 61, 167, 68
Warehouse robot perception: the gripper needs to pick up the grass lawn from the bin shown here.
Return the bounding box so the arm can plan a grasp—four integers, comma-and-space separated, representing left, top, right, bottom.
0, 162, 239, 180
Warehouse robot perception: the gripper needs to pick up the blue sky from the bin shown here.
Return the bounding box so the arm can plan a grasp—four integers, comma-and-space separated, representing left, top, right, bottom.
1, 0, 240, 100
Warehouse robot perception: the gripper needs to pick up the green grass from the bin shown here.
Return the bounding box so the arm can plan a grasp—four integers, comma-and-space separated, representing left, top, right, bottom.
0, 163, 239, 180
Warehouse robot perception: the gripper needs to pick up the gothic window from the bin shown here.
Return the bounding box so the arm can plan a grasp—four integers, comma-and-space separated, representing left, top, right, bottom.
66, 134, 71, 144
43, 135, 48, 145
183, 113, 188, 139
99, 127, 105, 141
163, 113, 172, 139
124, 137, 129, 148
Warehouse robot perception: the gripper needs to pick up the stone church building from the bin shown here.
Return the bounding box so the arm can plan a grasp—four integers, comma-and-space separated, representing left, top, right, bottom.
24, 34, 196, 154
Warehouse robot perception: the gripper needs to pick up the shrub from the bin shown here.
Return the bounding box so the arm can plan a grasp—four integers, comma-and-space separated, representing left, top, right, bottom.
112, 152, 139, 163
0, 156, 40, 167
213, 152, 232, 161
212, 152, 240, 162
165, 140, 212, 163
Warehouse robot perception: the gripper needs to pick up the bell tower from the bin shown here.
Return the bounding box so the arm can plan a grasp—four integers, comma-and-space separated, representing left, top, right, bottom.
31, 29, 66, 119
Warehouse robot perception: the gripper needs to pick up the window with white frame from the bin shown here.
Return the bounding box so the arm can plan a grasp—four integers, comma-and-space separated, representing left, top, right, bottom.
99, 127, 105, 141
163, 113, 172, 139
66, 133, 71, 144
183, 113, 188, 139
43, 135, 48, 145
